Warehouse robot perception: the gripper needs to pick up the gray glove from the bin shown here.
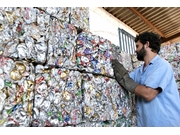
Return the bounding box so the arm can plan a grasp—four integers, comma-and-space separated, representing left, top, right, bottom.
112, 59, 138, 93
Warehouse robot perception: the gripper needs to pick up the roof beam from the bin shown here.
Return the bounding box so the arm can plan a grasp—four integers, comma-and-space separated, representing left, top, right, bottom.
161, 32, 180, 43
113, 8, 124, 16
107, 7, 116, 13
127, 7, 166, 38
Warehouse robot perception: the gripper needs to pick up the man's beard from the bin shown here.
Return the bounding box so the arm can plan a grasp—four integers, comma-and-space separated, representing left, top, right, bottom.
137, 46, 146, 61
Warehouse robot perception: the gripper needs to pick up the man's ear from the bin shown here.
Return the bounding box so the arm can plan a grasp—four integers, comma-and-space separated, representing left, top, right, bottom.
145, 41, 150, 48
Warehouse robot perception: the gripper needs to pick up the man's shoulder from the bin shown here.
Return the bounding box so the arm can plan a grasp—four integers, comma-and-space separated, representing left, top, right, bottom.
156, 56, 171, 66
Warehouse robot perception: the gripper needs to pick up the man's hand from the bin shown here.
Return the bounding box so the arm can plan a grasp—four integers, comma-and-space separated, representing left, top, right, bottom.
112, 59, 138, 93
112, 59, 128, 80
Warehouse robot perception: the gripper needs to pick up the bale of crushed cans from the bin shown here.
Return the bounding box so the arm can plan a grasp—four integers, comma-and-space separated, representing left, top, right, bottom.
31, 66, 83, 127
76, 32, 115, 76
159, 43, 180, 95
0, 7, 49, 64
0, 56, 35, 127
0, 7, 137, 127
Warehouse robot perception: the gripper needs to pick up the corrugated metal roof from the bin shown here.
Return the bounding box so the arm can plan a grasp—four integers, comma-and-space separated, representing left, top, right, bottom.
102, 7, 180, 45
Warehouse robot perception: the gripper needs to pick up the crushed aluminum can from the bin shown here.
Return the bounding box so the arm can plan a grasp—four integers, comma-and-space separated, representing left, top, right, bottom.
0, 56, 35, 127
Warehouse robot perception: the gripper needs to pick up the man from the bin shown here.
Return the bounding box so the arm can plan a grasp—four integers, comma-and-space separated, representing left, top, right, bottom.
112, 31, 180, 127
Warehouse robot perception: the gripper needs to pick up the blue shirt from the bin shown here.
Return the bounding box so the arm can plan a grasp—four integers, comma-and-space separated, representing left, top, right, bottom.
129, 55, 180, 127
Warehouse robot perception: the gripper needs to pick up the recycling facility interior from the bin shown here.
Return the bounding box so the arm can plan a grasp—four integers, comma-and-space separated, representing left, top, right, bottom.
0, 7, 179, 127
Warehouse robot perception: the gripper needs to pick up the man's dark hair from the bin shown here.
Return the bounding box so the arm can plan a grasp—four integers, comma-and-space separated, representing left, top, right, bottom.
135, 32, 161, 53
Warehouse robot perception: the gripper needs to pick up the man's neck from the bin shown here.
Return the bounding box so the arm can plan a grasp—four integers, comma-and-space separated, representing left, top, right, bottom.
143, 53, 157, 70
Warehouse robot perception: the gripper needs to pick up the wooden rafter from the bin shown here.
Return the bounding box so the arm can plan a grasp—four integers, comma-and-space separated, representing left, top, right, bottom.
161, 32, 180, 43
127, 7, 166, 38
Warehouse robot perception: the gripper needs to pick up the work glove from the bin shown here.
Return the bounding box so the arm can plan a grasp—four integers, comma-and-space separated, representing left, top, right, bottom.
112, 59, 138, 93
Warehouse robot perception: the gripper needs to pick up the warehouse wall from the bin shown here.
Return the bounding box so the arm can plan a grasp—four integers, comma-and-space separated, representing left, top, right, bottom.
89, 7, 138, 45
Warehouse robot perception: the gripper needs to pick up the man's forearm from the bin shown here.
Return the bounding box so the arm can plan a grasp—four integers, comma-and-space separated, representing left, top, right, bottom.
134, 85, 160, 101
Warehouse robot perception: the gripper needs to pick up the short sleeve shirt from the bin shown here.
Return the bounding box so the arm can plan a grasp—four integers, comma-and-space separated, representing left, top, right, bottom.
129, 55, 180, 127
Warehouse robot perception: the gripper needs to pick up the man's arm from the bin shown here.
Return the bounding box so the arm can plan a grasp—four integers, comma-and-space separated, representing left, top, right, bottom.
112, 59, 161, 101
134, 85, 161, 101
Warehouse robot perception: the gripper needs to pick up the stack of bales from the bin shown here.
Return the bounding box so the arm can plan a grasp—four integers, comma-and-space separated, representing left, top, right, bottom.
0, 7, 136, 127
